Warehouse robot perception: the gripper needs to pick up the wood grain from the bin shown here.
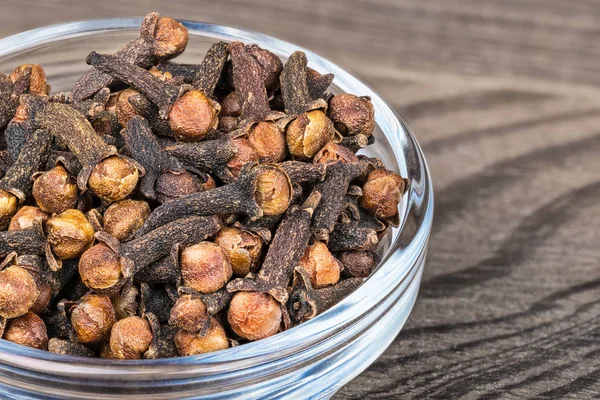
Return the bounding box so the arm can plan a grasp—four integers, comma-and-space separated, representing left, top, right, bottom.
1, 1, 599, 398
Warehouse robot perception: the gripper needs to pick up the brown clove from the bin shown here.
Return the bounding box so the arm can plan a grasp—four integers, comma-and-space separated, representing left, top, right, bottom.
288, 267, 363, 323
72, 13, 188, 100
137, 164, 291, 235
227, 191, 320, 304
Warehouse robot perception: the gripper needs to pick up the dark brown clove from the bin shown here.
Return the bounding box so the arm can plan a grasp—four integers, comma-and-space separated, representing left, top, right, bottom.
0, 129, 52, 227
245, 44, 284, 93
297, 242, 342, 288
191, 41, 230, 96
311, 160, 368, 242
306, 68, 334, 101
288, 267, 363, 323
163, 137, 238, 182
280, 160, 326, 184
174, 317, 229, 356
227, 291, 282, 341
327, 221, 379, 253
3, 311, 48, 350
70, 294, 116, 343
157, 62, 201, 84
137, 164, 291, 235
0, 223, 47, 258
80, 215, 220, 293
103, 199, 151, 242
48, 338, 95, 357
0, 68, 33, 131
280, 51, 312, 115
8, 206, 48, 231
339, 250, 379, 278
144, 313, 178, 359
123, 116, 186, 200
139, 283, 175, 323
328, 94, 375, 138
72, 13, 188, 100
227, 191, 320, 304
86, 52, 220, 142
32, 166, 79, 214
23, 95, 141, 202
229, 42, 282, 123
339, 134, 369, 153
134, 246, 179, 284
155, 170, 207, 203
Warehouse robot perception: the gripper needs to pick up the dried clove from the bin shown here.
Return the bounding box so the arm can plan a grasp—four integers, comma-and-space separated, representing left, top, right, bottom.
32, 166, 79, 214
163, 137, 237, 182
174, 317, 229, 356
288, 267, 363, 323
137, 164, 291, 235
359, 168, 408, 226
0, 129, 52, 227
306, 68, 334, 101
46, 209, 95, 261
103, 199, 151, 241
8, 206, 48, 231
297, 242, 342, 288
122, 116, 186, 200
191, 41, 230, 96
214, 227, 263, 277
109, 315, 153, 359
0, 223, 47, 258
280, 161, 326, 185
328, 94, 375, 138
72, 13, 188, 100
227, 191, 320, 304
311, 160, 368, 242
3, 311, 48, 350
48, 338, 95, 357
228, 291, 282, 341
339, 250, 379, 278
80, 215, 220, 293
70, 294, 116, 343
86, 52, 220, 142
327, 221, 379, 253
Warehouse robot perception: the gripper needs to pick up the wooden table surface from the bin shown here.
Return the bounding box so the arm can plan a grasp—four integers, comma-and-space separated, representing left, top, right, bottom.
2, 1, 599, 398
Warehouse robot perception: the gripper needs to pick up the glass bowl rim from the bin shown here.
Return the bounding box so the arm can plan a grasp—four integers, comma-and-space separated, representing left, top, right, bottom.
0, 17, 434, 368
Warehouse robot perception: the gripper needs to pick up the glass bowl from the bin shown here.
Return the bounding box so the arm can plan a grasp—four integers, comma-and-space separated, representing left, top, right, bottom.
0, 18, 433, 400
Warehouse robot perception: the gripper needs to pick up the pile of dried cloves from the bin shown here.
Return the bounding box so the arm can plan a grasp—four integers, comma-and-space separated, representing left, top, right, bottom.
0, 13, 408, 359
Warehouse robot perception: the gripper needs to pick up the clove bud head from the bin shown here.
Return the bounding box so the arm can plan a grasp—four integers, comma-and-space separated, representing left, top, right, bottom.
9, 64, 49, 95
154, 17, 189, 59
359, 169, 407, 221
103, 199, 150, 241
245, 44, 283, 92
339, 250, 377, 278
169, 294, 209, 332
0, 266, 38, 319
169, 90, 219, 142
227, 138, 259, 177
174, 317, 229, 356
8, 206, 48, 231
298, 242, 342, 288
248, 121, 287, 163
70, 294, 116, 343
32, 166, 79, 214
46, 209, 95, 260
116, 88, 142, 127
3, 311, 48, 350
88, 156, 139, 203
328, 94, 375, 137
254, 166, 292, 216
155, 171, 203, 203
313, 142, 358, 165
220, 91, 241, 117
286, 110, 335, 159
227, 292, 281, 341
109, 316, 153, 359
180, 242, 233, 294
215, 227, 263, 277
0, 190, 18, 230
79, 243, 123, 292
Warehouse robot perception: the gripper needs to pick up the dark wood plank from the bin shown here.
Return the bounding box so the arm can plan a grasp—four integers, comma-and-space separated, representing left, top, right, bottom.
1, 1, 599, 398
